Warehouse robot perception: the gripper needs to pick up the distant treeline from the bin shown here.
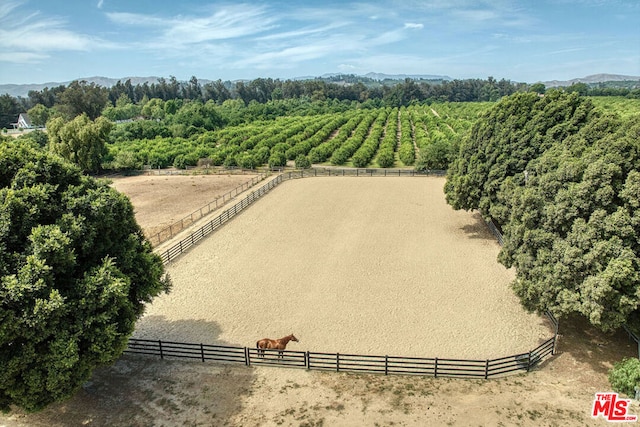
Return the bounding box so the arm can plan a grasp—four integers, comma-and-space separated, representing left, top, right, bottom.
1, 75, 639, 130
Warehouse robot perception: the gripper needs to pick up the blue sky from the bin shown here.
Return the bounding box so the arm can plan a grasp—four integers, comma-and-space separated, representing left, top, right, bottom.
0, 0, 638, 85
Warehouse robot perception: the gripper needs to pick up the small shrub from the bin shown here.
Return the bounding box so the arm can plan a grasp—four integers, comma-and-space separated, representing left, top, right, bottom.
113, 150, 142, 170
398, 144, 415, 166
377, 149, 395, 168
609, 357, 640, 398
295, 154, 311, 169
236, 152, 257, 170
268, 151, 287, 169
223, 154, 238, 168
173, 154, 188, 169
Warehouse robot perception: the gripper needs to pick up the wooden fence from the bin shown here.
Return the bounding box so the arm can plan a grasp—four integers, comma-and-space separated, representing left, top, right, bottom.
148, 172, 270, 246
158, 168, 444, 264
145, 168, 560, 378
159, 175, 285, 264
485, 218, 504, 246
125, 315, 557, 379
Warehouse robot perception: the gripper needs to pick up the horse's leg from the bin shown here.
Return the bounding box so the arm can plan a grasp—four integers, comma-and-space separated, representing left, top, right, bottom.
257, 341, 265, 358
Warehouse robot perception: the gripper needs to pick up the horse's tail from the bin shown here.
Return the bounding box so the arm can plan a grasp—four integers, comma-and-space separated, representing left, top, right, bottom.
256, 340, 260, 348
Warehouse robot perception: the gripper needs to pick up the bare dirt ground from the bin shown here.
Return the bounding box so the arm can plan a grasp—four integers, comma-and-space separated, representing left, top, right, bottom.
2, 175, 637, 427
108, 171, 260, 241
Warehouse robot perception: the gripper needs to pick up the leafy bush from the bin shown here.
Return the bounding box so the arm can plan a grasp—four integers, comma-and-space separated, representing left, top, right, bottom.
254, 146, 270, 165
415, 139, 451, 170
173, 154, 188, 169
295, 154, 311, 169
147, 153, 169, 169
112, 150, 142, 170
609, 358, 640, 398
236, 152, 257, 169
398, 143, 415, 166
377, 149, 395, 168
268, 151, 287, 168
223, 154, 238, 168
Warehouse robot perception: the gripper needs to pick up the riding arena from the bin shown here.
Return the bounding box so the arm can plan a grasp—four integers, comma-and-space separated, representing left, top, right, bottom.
128, 170, 554, 377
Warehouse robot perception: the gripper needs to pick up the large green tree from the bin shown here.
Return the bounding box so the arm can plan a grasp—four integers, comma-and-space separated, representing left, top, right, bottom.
444, 90, 596, 226
0, 142, 170, 412
47, 114, 113, 173
57, 80, 109, 120
499, 114, 640, 331
0, 94, 22, 130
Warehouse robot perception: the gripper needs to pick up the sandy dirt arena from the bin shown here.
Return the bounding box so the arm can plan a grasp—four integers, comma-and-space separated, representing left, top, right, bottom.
135, 176, 551, 359
2, 174, 638, 427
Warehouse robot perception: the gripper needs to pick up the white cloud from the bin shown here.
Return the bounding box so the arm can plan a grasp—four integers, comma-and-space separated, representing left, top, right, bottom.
0, 2, 103, 63
0, 51, 48, 63
107, 4, 276, 48
256, 22, 348, 42
97, 0, 104, 9
235, 36, 350, 69
404, 23, 424, 29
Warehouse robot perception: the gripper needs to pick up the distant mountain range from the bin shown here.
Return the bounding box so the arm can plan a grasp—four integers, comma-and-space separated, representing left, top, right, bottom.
0, 76, 163, 98
1, 73, 638, 98
543, 73, 640, 88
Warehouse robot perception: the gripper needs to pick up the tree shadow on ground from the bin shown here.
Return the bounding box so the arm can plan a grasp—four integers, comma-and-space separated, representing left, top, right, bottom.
553, 314, 637, 376
0, 317, 255, 427
461, 212, 497, 241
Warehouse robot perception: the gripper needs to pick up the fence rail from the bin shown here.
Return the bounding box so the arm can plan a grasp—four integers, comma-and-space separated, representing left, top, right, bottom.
149, 172, 270, 246
159, 175, 285, 264
125, 327, 556, 379
157, 168, 445, 264
623, 324, 640, 358
144, 167, 559, 378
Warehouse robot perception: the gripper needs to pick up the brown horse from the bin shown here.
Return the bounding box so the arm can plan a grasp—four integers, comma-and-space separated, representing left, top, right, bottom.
256, 334, 298, 358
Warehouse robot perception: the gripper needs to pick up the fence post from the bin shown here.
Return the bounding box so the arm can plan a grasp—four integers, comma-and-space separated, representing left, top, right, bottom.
306, 351, 310, 370
245, 347, 250, 366
434, 357, 438, 378
201, 343, 205, 362
485, 359, 489, 379
337, 353, 340, 372
158, 340, 164, 359
527, 351, 532, 372
385, 355, 388, 375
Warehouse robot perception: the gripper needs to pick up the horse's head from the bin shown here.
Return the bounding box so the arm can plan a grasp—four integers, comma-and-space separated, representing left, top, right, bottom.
289, 334, 299, 342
